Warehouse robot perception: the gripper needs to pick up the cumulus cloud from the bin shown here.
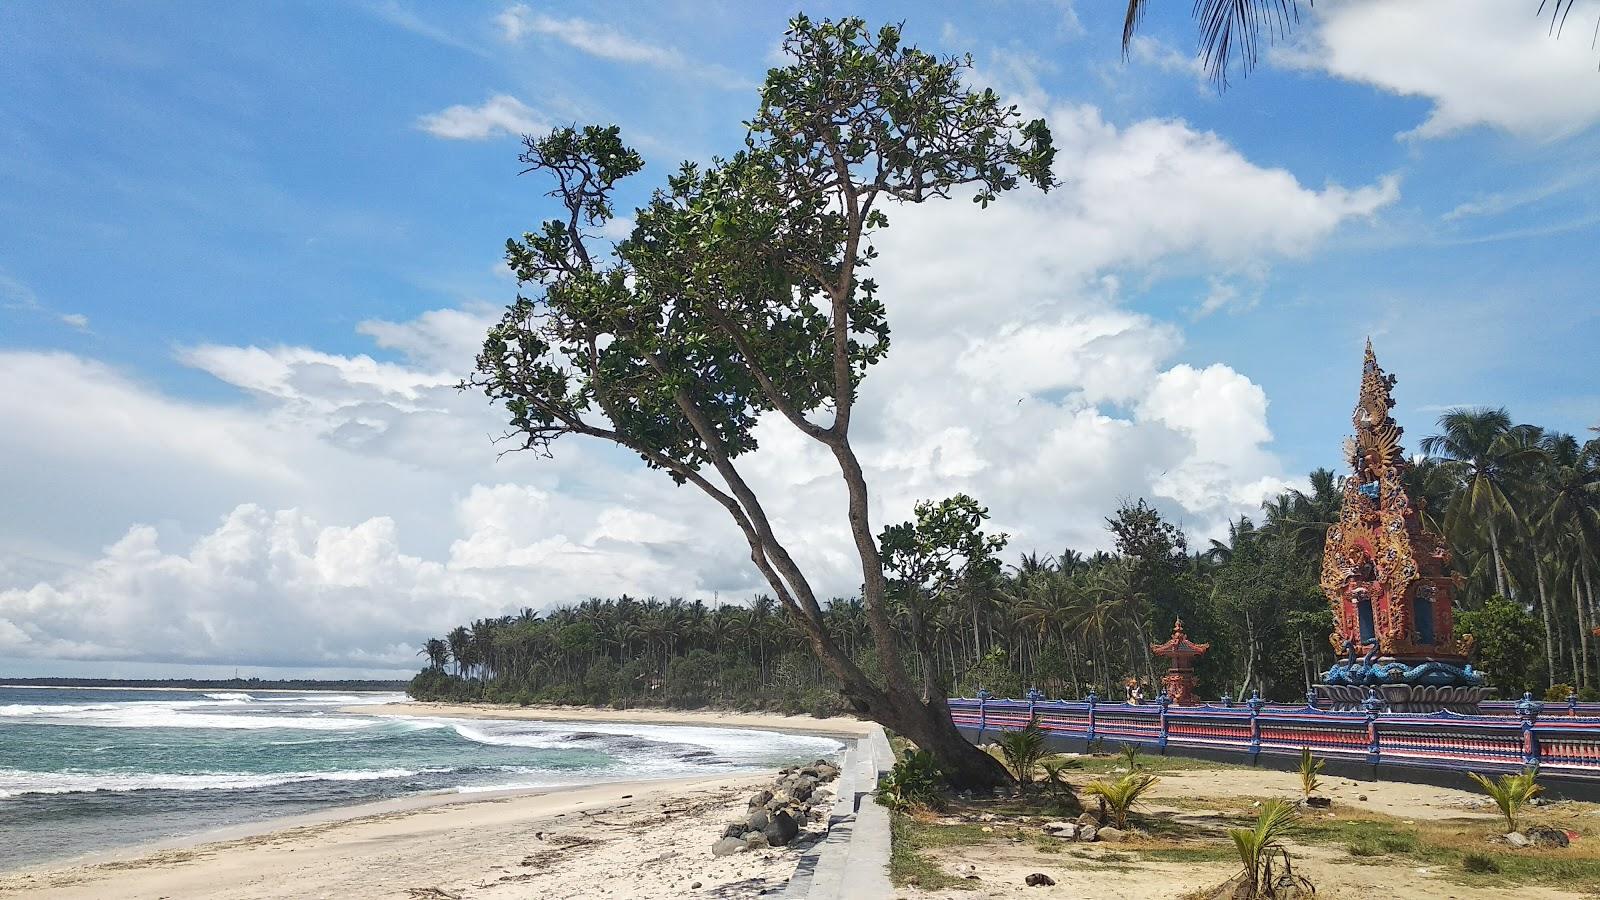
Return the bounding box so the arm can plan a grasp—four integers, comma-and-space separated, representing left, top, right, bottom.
0, 98, 1391, 672
1280, 0, 1600, 140
417, 94, 547, 140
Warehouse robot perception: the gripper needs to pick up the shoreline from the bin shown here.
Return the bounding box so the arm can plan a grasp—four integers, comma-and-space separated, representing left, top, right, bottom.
3, 702, 867, 898
343, 699, 875, 737
0, 772, 789, 899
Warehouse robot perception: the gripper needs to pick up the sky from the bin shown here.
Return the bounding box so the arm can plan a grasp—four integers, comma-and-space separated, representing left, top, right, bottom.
2, 1, 1598, 679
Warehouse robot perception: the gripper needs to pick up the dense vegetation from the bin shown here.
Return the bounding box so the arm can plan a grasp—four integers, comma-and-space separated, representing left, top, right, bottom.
413, 409, 1598, 709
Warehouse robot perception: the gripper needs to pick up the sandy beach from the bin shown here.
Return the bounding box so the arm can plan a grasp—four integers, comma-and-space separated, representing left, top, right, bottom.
344, 700, 875, 738
0, 772, 823, 899
1, 703, 862, 899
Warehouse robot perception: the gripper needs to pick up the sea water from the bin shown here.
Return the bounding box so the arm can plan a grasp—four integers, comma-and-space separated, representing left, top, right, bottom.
0, 686, 844, 870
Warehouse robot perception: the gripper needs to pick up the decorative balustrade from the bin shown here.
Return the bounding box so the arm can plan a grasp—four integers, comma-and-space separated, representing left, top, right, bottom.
949, 691, 1600, 781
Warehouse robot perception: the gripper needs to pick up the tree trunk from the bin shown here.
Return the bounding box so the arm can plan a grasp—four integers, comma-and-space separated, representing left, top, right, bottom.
1537, 561, 1557, 688
1489, 520, 1508, 599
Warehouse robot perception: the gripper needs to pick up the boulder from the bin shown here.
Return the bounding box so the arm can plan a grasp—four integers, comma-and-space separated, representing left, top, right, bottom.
746, 809, 770, 832
721, 823, 744, 838
1526, 825, 1570, 848
712, 836, 745, 857
1505, 832, 1530, 848
791, 779, 816, 802
1077, 824, 1098, 842
743, 831, 770, 850
1075, 812, 1100, 828
1041, 821, 1076, 838
1025, 873, 1056, 887
1097, 826, 1130, 843
764, 809, 800, 847
749, 790, 774, 809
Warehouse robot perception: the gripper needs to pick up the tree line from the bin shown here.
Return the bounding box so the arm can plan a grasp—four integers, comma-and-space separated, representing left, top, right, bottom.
412, 408, 1599, 709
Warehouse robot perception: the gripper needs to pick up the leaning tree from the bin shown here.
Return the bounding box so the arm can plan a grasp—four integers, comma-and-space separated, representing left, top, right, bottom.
465, 15, 1054, 788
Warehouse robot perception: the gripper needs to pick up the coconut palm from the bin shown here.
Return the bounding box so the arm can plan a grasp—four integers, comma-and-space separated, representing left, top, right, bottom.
1121, 1, 1585, 88
1083, 772, 1160, 829
1422, 408, 1542, 601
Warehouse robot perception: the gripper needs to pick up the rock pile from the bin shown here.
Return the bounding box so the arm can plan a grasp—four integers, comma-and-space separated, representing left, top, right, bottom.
711, 759, 842, 856
1040, 812, 1135, 843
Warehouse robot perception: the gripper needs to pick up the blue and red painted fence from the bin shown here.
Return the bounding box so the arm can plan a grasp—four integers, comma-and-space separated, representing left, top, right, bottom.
949, 691, 1600, 784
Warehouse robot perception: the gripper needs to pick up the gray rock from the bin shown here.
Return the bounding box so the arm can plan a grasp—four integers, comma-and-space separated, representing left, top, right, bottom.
1097, 826, 1129, 843
953, 863, 979, 880
1041, 821, 1077, 838
721, 823, 744, 838
1505, 832, 1530, 848
712, 836, 745, 856
743, 831, 770, 850
764, 809, 800, 847
749, 790, 773, 809
1025, 873, 1056, 887
1078, 824, 1098, 842
1526, 825, 1570, 848
791, 780, 816, 802
1075, 812, 1100, 827
1305, 796, 1332, 809
746, 809, 770, 831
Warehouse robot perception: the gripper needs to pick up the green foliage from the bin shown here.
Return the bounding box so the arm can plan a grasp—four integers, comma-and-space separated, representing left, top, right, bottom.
1228, 799, 1312, 898
1040, 760, 1081, 812
1458, 597, 1543, 697
1297, 747, 1324, 800
878, 749, 945, 812
1546, 683, 1575, 702
1119, 742, 1143, 772
1468, 768, 1543, 833
993, 716, 1048, 785
956, 647, 1021, 700
1082, 772, 1159, 829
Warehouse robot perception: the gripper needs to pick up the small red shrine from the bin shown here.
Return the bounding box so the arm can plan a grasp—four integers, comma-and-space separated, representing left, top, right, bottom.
1151, 618, 1210, 706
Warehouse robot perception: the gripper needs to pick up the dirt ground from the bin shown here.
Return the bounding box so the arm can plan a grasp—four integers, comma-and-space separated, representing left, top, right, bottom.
892, 761, 1600, 900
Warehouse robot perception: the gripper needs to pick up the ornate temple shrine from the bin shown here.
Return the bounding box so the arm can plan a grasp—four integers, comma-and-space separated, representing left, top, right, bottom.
1314, 341, 1492, 713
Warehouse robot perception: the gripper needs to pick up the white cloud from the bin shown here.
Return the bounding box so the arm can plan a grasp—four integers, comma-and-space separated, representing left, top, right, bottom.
1280, 0, 1600, 140
417, 94, 547, 140
495, 5, 750, 89
59, 312, 89, 330
0, 99, 1394, 672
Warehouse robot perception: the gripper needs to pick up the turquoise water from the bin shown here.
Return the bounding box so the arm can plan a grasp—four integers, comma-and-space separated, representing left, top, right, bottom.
0, 686, 843, 870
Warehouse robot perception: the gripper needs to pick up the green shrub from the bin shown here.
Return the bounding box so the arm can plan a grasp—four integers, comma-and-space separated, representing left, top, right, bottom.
995, 716, 1048, 785
1546, 683, 1575, 702
1468, 768, 1543, 833
878, 749, 945, 811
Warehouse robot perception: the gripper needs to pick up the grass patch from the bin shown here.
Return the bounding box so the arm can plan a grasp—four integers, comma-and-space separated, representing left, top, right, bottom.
1461, 852, 1500, 874
888, 814, 978, 890
1138, 846, 1237, 863
1048, 753, 1246, 775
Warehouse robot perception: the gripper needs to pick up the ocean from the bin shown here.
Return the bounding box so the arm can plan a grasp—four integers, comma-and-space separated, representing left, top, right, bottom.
0, 685, 844, 871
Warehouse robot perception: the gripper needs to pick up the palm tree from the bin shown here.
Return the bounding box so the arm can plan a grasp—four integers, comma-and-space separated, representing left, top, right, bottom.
1121, 1, 1582, 88
418, 638, 448, 672
1422, 408, 1541, 601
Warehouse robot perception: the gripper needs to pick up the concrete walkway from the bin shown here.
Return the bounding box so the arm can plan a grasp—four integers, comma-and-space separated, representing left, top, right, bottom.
779, 724, 895, 899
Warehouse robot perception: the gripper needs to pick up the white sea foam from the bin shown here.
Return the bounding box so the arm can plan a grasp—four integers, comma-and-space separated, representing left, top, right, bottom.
0, 767, 429, 798
202, 692, 254, 701
0, 700, 379, 731
441, 718, 843, 767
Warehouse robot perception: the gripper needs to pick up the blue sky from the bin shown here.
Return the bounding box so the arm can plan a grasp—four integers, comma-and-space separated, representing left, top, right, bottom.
2, 1, 1598, 677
